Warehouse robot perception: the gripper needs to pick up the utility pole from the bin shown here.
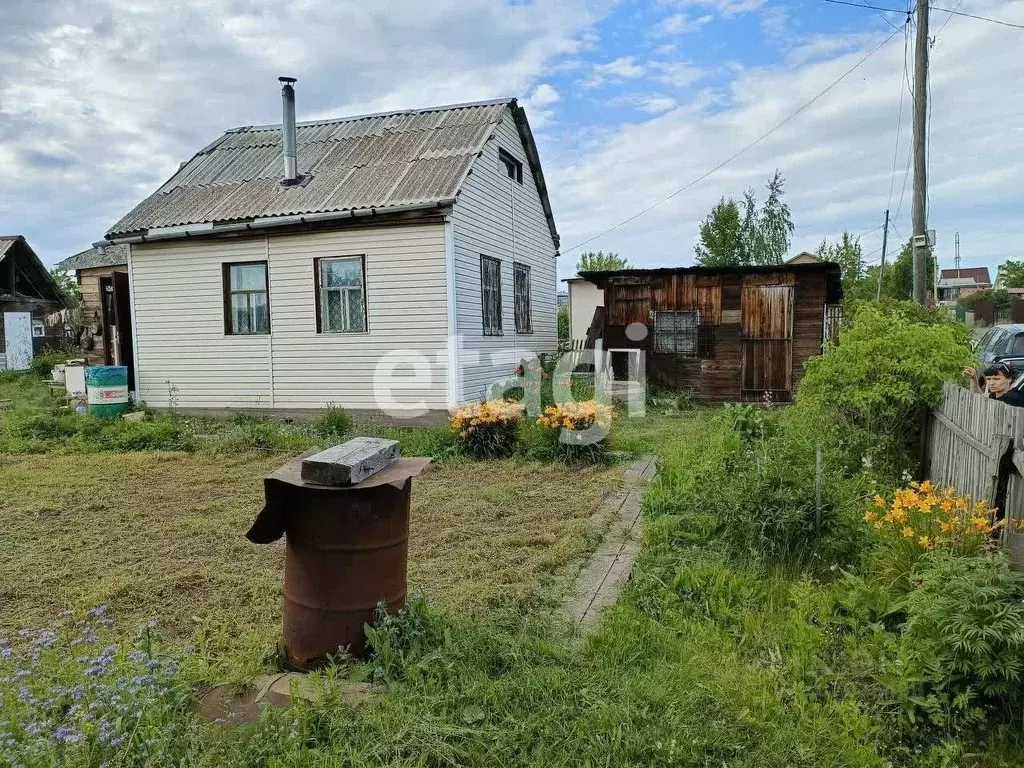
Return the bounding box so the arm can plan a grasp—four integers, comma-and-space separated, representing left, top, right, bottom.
912, 0, 930, 304
954, 232, 960, 276
876, 209, 890, 301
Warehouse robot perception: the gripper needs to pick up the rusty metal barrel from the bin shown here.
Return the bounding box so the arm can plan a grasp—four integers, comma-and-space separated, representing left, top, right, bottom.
247, 451, 429, 669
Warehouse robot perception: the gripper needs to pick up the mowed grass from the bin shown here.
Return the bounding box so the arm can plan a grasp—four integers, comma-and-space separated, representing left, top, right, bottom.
0, 451, 622, 662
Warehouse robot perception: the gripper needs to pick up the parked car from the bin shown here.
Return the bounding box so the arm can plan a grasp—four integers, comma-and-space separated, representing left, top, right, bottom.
974, 324, 1024, 389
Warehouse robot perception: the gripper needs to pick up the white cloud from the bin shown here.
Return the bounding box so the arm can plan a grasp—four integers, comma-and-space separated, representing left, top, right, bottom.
523, 83, 562, 126
649, 61, 707, 89
547, 1, 1024, 280
637, 96, 679, 114
0, 0, 600, 263
581, 55, 648, 88
655, 12, 714, 36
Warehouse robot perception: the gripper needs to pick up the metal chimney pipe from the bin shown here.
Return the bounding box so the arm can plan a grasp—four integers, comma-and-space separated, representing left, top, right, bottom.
279, 76, 298, 184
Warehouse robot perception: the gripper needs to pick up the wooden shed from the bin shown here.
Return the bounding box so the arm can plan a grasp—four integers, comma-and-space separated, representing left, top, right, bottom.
579, 262, 843, 403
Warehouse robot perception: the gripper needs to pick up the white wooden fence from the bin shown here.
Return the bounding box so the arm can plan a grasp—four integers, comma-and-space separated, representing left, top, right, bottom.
926, 382, 1024, 569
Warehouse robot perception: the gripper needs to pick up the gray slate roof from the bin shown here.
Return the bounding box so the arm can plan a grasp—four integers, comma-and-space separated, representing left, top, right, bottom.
106, 98, 559, 247
58, 243, 129, 272
0, 235, 67, 307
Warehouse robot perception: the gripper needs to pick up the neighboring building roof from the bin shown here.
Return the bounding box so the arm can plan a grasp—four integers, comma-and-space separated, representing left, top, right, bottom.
579, 262, 844, 304
938, 277, 980, 289
785, 251, 819, 264
57, 243, 129, 272
0, 235, 67, 307
939, 267, 991, 285
106, 98, 560, 249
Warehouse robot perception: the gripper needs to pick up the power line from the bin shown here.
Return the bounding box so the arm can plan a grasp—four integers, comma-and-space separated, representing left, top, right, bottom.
886, 19, 910, 213
823, 0, 1024, 30
933, 0, 965, 40
561, 27, 904, 255
932, 5, 1024, 30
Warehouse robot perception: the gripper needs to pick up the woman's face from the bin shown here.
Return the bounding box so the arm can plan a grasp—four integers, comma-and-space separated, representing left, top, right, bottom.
987, 372, 1012, 396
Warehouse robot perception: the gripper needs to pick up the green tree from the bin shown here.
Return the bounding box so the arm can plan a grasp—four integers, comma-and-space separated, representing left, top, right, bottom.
996, 260, 1024, 289
557, 304, 569, 341
694, 171, 793, 267
816, 231, 863, 295
749, 170, 793, 266
50, 268, 80, 310
575, 251, 629, 272
693, 198, 745, 267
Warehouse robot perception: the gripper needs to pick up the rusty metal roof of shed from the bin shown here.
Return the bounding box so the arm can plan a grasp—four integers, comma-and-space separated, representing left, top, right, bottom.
106, 98, 560, 248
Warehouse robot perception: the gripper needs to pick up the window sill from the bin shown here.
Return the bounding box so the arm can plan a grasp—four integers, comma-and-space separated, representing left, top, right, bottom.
317, 330, 370, 336
483, 331, 504, 338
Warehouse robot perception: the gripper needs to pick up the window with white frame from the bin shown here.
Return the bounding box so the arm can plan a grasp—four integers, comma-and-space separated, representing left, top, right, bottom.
653, 310, 697, 355
316, 256, 367, 333
514, 262, 532, 333
480, 255, 502, 336
32, 320, 45, 338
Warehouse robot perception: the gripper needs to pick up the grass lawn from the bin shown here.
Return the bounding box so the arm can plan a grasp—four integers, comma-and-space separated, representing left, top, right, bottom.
0, 450, 622, 677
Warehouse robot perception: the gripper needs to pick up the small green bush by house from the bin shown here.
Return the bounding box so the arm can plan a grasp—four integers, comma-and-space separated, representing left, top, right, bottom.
798, 305, 973, 479
449, 399, 524, 458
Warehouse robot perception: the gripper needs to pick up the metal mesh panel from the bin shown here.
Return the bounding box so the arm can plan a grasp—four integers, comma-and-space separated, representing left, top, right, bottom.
654, 311, 697, 355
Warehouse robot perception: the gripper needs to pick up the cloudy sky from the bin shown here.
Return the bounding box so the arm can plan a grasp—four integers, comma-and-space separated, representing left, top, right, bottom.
1, 0, 1021, 282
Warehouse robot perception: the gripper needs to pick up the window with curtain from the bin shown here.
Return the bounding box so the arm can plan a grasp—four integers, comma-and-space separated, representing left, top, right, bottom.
223, 262, 270, 335
514, 262, 532, 333
480, 255, 502, 336
316, 256, 367, 333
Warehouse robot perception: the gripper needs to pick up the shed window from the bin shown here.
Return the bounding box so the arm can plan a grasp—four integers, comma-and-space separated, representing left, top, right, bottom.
498, 148, 523, 184
223, 262, 270, 335
481, 255, 503, 336
514, 263, 532, 334
32, 320, 45, 338
315, 256, 366, 333
654, 311, 697, 355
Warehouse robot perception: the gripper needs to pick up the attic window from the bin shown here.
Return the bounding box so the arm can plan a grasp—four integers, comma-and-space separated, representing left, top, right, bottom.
498, 148, 523, 184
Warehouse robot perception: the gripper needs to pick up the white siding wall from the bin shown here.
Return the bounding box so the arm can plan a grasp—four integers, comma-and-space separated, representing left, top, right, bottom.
130, 223, 449, 411
450, 107, 558, 402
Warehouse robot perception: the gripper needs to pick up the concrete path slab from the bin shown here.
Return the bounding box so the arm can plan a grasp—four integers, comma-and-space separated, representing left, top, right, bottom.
563, 454, 657, 631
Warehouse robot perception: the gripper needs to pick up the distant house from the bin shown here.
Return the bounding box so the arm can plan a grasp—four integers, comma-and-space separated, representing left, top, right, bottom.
563, 277, 604, 343
57, 243, 133, 383
785, 251, 820, 265
938, 267, 991, 304
0, 236, 67, 369
103, 85, 559, 417
580, 262, 843, 403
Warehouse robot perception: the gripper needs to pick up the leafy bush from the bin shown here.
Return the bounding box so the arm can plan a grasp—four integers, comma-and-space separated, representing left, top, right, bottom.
449, 400, 524, 458
364, 595, 441, 684
314, 405, 353, 438
864, 481, 1000, 593
720, 402, 776, 445
900, 552, 1024, 722
798, 305, 973, 479
534, 400, 615, 463
28, 349, 78, 380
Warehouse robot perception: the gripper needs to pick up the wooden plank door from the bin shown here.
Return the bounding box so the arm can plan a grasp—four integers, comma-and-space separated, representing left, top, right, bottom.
740, 282, 794, 401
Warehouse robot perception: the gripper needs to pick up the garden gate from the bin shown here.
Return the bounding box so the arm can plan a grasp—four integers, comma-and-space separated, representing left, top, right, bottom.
926, 382, 1024, 569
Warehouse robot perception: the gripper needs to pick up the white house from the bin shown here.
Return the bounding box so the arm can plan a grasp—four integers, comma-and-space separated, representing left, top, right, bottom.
564, 277, 603, 343
104, 83, 559, 419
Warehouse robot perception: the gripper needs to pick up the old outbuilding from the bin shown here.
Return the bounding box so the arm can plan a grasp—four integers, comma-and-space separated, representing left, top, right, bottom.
579, 262, 843, 403
56, 243, 133, 383
0, 236, 67, 370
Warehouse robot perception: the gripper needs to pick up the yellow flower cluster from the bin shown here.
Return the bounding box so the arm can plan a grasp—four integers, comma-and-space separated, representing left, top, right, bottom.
449, 399, 525, 437
862, 479, 1001, 551
535, 400, 616, 431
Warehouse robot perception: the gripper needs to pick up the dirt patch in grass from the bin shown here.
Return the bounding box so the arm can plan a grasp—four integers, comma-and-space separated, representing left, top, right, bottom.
0, 452, 622, 648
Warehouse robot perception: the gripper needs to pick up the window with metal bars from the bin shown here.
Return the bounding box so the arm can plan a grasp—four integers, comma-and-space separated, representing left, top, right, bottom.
314, 256, 367, 333
514, 262, 532, 333
480, 255, 503, 336
653, 310, 697, 355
